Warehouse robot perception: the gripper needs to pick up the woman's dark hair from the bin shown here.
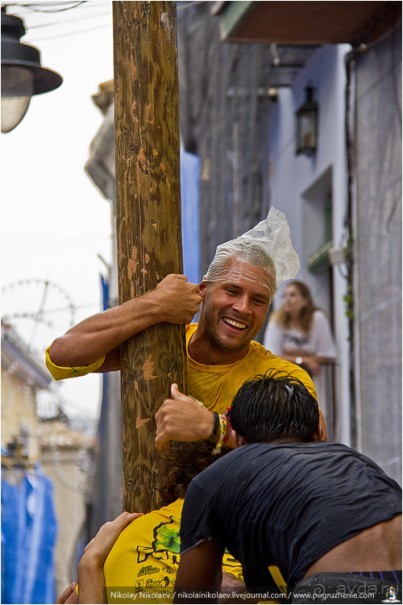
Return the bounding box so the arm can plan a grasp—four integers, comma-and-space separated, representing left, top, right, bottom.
276, 280, 319, 332
228, 371, 319, 444
156, 441, 230, 507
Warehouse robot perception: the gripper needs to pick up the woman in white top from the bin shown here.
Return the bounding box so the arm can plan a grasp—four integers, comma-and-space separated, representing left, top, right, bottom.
264, 280, 337, 420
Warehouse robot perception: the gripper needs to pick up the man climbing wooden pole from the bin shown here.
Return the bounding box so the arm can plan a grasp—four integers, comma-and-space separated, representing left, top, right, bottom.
112, 1, 185, 513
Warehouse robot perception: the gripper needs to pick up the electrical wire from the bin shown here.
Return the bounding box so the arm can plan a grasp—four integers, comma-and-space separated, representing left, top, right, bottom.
2, 301, 104, 317
11, 1, 86, 4
3, 0, 110, 35
7, 1, 88, 13
14, 0, 105, 13
28, 9, 111, 29
31, 21, 110, 40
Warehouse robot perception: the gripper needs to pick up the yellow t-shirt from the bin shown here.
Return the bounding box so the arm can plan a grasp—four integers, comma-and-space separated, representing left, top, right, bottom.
45, 323, 317, 407
103, 498, 244, 604
185, 324, 317, 411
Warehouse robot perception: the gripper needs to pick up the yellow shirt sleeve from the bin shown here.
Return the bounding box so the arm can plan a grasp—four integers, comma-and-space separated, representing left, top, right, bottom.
45, 346, 105, 380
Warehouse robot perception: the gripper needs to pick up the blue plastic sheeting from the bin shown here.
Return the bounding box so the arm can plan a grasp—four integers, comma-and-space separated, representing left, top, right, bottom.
180, 148, 201, 284
1, 465, 57, 604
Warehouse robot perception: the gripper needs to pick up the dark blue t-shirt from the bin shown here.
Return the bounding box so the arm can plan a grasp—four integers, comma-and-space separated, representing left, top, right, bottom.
180, 442, 402, 592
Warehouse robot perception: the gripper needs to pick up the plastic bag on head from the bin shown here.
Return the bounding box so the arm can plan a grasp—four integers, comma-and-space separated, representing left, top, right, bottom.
238, 207, 300, 283
203, 207, 300, 291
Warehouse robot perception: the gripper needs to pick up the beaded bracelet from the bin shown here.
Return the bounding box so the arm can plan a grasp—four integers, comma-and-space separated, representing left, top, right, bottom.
207, 412, 220, 445
213, 414, 232, 453
223, 416, 232, 444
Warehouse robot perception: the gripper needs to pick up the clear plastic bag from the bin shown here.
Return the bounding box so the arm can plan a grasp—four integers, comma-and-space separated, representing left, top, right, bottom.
203, 207, 300, 295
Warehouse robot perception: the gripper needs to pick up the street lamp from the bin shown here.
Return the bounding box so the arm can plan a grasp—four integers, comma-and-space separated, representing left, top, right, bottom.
1, 6, 63, 133
295, 84, 318, 157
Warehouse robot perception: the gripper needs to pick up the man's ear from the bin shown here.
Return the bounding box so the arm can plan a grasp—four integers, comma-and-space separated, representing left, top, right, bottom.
233, 431, 247, 448
317, 408, 328, 442
199, 282, 207, 298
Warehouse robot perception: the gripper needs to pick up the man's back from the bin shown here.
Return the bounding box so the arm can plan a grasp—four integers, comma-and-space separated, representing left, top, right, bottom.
180, 442, 402, 592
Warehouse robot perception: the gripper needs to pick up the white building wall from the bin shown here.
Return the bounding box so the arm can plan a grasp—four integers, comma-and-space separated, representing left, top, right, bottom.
1, 372, 40, 460
267, 44, 351, 444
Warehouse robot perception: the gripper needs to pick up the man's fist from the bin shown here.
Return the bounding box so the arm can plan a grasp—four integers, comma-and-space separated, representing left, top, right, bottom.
155, 383, 214, 451
155, 275, 202, 324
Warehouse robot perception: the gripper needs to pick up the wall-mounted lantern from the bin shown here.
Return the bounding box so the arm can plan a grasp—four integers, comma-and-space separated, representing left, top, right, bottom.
1, 6, 63, 133
295, 84, 318, 157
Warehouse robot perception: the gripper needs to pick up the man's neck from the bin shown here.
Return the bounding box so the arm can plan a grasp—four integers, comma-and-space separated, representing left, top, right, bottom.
267, 437, 306, 444
235, 435, 308, 448
188, 329, 250, 365
244, 437, 307, 445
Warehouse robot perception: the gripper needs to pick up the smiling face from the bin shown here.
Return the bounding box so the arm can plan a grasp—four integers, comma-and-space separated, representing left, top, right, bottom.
195, 258, 271, 363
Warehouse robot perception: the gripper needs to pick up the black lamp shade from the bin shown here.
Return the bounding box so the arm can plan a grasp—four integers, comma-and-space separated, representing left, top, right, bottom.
1, 10, 63, 132
1, 66, 34, 132
295, 85, 318, 157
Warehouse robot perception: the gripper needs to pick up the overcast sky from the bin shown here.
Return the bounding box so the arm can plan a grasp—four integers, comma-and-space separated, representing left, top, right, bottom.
2, 1, 115, 420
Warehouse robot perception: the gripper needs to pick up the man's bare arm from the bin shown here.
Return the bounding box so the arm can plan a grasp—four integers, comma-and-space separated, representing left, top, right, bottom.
48, 275, 202, 369
174, 541, 223, 603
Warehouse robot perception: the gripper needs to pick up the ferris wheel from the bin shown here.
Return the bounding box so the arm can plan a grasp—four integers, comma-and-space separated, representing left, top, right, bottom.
1, 279, 76, 354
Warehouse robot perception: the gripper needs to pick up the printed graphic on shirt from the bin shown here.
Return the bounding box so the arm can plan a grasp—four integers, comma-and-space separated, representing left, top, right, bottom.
106, 517, 180, 603
136, 516, 180, 584
283, 333, 310, 349
105, 501, 246, 604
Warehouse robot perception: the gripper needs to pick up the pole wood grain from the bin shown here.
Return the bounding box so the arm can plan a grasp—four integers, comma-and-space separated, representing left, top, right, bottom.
113, 1, 186, 512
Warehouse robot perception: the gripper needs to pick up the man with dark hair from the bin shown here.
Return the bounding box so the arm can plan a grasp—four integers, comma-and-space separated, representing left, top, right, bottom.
228, 371, 320, 444
174, 373, 402, 604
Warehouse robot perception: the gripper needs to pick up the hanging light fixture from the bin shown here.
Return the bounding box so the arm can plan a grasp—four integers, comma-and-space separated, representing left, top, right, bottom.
1, 6, 63, 133
295, 84, 318, 157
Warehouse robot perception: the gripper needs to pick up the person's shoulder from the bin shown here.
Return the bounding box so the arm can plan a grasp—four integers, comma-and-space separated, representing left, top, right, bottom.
190, 450, 239, 489
250, 340, 296, 367
312, 309, 330, 324
265, 310, 283, 335
121, 500, 184, 539
104, 500, 184, 585
313, 309, 327, 318
249, 340, 287, 366
248, 343, 317, 397
309, 441, 372, 461
250, 339, 276, 358
249, 340, 297, 367
107, 501, 182, 559
327, 442, 383, 463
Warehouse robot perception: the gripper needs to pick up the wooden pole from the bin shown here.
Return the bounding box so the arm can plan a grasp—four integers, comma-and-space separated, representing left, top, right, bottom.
113, 1, 186, 512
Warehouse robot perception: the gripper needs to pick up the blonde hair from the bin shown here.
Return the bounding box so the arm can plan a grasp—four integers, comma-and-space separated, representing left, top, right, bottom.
204, 244, 278, 300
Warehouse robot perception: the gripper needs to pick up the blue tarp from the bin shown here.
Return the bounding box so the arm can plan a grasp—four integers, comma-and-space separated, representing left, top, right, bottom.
1, 465, 57, 604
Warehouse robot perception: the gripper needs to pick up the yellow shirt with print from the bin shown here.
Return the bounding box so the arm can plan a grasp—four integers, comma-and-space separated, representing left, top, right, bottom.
46, 323, 317, 407
103, 498, 245, 604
